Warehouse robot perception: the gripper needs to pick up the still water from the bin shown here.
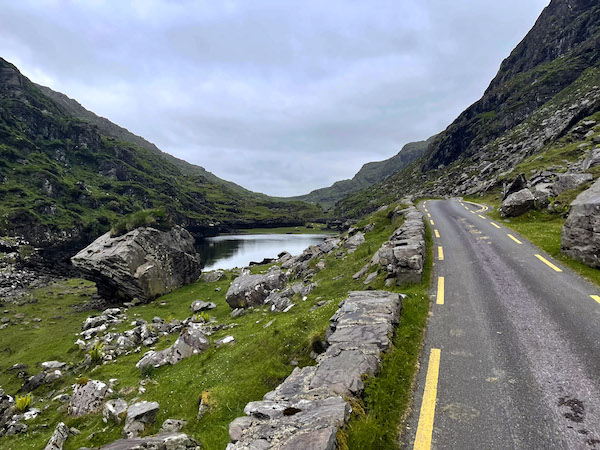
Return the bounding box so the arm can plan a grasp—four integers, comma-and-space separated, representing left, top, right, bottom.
199, 234, 332, 271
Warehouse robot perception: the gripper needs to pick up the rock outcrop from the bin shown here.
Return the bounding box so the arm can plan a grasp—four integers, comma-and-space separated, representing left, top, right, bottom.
71, 226, 202, 303
370, 205, 426, 285
68, 380, 110, 417
122, 401, 160, 438
136, 323, 210, 369
562, 178, 600, 267
227, 291, 402, 449
499, 188, 535, 217
552, 173, 593, 196
44, 422, 70, 450
225, 266, 286, 309
99, 432, 201, 449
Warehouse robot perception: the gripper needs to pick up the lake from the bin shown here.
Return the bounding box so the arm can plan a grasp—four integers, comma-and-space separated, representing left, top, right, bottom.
198, 233, 333, 271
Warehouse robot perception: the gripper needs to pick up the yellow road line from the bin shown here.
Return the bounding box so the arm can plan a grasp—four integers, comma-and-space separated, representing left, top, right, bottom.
470, 211, 476, 214
478, 214, 486, 219
437, 277, 444, 305
430, 219, 434, 225
427, 213, 431, 218
434, 229, 440, 238
491, 222, 501, 229
424, 208, 428, 212
535, 254, 562, 272
507, 234, 522, 244
590, 295, 600, 305
438, 246, 444, 261
414, 349, 441, 450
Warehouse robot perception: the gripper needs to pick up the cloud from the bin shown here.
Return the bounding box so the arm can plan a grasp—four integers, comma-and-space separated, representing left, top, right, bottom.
0, 0, 550, 196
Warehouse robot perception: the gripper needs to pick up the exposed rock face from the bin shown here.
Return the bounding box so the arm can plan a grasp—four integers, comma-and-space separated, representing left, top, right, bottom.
136, 323, 210, 369
44, 422, 70, 450
123, 401, 160, 438
99, 432, 201, 449
562, 178, 600, 267
552, 173, 593, 196
582, 148, 600, 171
499, 189, 535, 217
371, 206, 426, 284
227, 291, 402, 449
71, 226, 202, 303
226, 266, 286, 309
68, 380, 110, 417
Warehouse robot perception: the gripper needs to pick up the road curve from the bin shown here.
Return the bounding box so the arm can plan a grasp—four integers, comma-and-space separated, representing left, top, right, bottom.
403, 198, 600, 450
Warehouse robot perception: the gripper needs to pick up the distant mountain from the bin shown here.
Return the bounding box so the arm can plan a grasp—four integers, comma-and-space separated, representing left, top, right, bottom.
336, 0, 600, 217
35, 84, 258, 197
292, 136, 435, 207
0, 58, 320, 257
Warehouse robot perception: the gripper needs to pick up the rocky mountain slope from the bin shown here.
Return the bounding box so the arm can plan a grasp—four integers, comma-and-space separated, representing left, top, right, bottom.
0, 58, 321, 258
336, 0, 600, 218
291, 136, 434, 208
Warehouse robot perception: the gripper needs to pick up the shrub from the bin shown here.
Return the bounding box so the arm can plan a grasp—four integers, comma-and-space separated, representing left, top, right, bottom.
76, 376, 89, 386
110, 208, 172, 237
140, 364, 155, 379
15, 393, 32, 412
89, 342, 104, 364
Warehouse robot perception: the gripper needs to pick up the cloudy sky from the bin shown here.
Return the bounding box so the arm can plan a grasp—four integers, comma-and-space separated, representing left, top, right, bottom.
0, 0, 550, 196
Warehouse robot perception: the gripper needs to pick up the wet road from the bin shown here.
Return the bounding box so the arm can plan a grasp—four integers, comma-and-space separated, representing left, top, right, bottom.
403, 199, 600, 450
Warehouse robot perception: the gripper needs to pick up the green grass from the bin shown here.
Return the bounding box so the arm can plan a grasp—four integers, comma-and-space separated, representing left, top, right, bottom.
341, 220, 433, 449
0, 204, 424, 449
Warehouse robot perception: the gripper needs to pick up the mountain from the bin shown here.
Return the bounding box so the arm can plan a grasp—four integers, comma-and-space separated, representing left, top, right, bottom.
34, 84, 258, 197
336, 0, 600, 217
0, 58, 321, 258
292, 136, 434, 207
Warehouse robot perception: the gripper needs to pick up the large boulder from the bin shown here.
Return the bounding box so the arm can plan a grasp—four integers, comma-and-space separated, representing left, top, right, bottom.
71, 226, 202, 303
136, 323, 210, 369
552, 173, 593, 196
562, 178, 600, 267
499, 188, 535, 217
226, 266, 286, 309
503, 174, 527, 200
68, 380, 110, 417
123, 401, 160, 438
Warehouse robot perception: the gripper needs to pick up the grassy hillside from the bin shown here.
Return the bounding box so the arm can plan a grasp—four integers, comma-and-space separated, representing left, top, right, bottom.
0, 58, 321, 253
291, 136, 434, 208
0, 203, 432, 449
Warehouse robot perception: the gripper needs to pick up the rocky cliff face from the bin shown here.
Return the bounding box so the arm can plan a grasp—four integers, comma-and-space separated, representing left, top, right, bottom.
336, 0, 600, 218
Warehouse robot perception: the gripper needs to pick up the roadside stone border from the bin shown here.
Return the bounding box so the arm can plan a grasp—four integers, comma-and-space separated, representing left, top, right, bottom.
226, 290, 403, 449
355, 204, 426, 286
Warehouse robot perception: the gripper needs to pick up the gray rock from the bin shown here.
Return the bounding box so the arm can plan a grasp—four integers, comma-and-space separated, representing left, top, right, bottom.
82, 316, 107, 331
159, 419, 187, 433
68, 380, 110, 417
363, 271, 378, 285
137, 323, 210, 369
20, 372, 46, 392
499, 188, 535, 217
552, 173, 593, 196
44, 422, 69, 450
215, 335, 235, 347
201, 270, 225, 283
503, 174, 527, 200
100, 432, 200, 449
71, 226, 202, 303
123, 401, 159, 438
103, 398, 128, 424
44, 370, 63, 384
343, 232, 365, 249
226, 266, 286, 309
191, 301, 216, 313
41, 361, 67, 370
562, 178, 600, 267
582, 148, 600, 171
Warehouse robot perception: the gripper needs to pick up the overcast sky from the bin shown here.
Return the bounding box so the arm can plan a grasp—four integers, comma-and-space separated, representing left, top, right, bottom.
0, 0, 550, 196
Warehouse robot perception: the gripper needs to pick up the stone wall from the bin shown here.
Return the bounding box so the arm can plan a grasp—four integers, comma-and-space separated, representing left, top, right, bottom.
226, 290, 403, 449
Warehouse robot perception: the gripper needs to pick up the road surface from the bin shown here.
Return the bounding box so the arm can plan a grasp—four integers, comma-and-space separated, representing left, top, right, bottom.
403, 198, 600, 449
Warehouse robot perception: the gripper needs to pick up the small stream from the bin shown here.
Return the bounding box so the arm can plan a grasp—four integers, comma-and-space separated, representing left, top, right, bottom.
198, 233, 332, 271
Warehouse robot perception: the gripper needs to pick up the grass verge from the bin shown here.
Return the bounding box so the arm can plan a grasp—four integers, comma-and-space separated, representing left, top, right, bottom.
340, 218, 434, 449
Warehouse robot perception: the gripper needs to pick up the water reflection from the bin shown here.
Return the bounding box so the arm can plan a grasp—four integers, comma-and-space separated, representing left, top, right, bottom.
199, 234, 332, 271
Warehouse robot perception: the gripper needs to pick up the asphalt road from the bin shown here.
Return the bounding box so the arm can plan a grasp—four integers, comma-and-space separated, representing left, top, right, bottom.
403, 198, 600, 450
